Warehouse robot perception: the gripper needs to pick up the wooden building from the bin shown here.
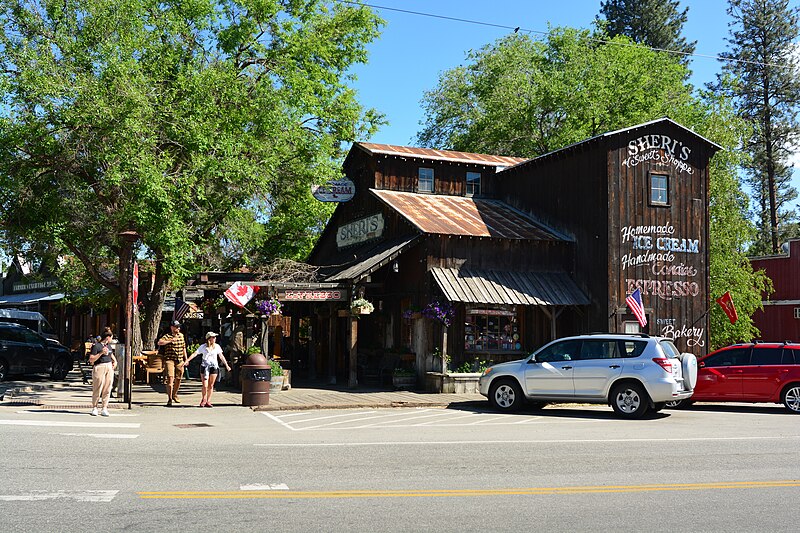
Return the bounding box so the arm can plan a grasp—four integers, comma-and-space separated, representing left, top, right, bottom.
304, 118, 722, 387
750, 239, 800, 342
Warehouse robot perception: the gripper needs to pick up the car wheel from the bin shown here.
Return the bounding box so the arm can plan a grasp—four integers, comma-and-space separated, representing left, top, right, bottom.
50, 357, 71, 381
0, 358, 7, 381
488, 379, 523, 412
610, 383, 650, 419
782, 384, 800, 414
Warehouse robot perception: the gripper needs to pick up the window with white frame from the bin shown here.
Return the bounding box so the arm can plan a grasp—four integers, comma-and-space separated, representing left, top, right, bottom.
418, 167, 434, 193
623, 321, 641, 334
466, 171, 481, 197
794, 307, 800, 319
650, 173, 669, 205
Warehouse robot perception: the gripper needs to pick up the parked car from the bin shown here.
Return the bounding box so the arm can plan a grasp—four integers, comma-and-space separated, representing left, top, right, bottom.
0, 308, 58, 340
0, 322, 73, 381
666, 342, 800, 413
478, 333, 697, 419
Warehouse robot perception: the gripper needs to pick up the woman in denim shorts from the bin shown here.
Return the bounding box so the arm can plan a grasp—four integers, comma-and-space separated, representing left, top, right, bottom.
185, 331, 231, 407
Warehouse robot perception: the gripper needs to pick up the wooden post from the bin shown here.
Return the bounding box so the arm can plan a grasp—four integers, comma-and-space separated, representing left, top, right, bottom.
441, 326, 448, 374
348, 315, 358, 388
328, 306, 337, 384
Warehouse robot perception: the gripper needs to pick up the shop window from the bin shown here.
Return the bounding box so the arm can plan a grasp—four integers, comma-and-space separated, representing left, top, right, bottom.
650, 173, 669, 205
464, 307, 520, 352
466, 171, 481, 197
794, 307, 800, 319
418, 167, 434, 193
623, 321, 641, 334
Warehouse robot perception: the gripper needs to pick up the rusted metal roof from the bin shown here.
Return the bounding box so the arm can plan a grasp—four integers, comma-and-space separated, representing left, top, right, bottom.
326, 234, 421, 283
371, 189, 562, 240
431, 267, 590, 306
357, 143, 527, 167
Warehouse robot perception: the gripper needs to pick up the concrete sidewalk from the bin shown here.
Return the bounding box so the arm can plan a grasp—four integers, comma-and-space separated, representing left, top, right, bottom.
0, 373, 486, 412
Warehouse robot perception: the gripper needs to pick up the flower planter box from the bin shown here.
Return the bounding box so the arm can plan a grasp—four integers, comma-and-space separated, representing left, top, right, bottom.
351, 306, 372, 315
425, 372, 481, 394
392, 375, 416, 390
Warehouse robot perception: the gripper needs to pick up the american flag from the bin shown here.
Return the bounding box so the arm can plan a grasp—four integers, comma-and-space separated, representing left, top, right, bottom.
625, 288, 647, 328
173, 298, 191, 322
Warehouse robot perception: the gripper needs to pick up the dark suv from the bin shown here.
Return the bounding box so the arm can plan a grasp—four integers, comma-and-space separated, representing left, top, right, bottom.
0, 322, 73, 381
668, 342, 800, 413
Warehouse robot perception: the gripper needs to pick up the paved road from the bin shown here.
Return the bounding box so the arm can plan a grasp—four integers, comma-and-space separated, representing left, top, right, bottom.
1, 402, 798, 532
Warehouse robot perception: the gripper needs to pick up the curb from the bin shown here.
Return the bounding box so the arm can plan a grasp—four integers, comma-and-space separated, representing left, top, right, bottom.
252, 399, 484, 412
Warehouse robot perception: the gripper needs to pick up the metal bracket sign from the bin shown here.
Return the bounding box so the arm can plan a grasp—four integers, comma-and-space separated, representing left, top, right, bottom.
312, 178, 355, 202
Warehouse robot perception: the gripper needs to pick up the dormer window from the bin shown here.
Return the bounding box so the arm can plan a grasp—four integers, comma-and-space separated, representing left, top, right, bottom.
418, 167, 434, 193
466, 171, 481, 197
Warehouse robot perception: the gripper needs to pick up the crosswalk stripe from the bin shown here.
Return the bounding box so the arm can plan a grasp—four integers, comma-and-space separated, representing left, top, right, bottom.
0, 419, 140, 429
0, 490, 118, 502
58, 432, 139, 439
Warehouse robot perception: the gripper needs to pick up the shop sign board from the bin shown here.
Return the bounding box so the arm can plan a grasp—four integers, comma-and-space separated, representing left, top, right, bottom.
336, 213, 384, 248
12, 279, 57, 292
279, 289, 348, 302
312, 178, 355, 202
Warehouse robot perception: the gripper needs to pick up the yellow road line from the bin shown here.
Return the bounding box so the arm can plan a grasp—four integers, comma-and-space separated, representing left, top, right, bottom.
138, 480, 800, 499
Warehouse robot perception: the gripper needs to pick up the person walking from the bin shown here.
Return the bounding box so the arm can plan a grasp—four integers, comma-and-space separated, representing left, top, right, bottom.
184, 331, 230, 407
157, 320, 187, 406
88, 331, 117, 417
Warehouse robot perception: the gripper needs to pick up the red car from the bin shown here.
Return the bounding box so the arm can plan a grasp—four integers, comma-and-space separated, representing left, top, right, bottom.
668, 342, 800, 413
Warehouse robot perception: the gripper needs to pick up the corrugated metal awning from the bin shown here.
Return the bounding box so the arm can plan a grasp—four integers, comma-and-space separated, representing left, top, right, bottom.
431, 268, 589, 306
356, 143, 527, 167
0, 292, 64, 305
371, 189, 564, 240
326, 234, 421, 283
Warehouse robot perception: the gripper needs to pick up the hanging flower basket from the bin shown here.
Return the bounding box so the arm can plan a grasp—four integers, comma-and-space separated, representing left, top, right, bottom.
351, 298, 374, 315
423, 301, 454, 327
256, 298, 282, 316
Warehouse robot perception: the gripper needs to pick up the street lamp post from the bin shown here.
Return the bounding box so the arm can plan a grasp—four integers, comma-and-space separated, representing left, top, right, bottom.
119, 231, 140, 409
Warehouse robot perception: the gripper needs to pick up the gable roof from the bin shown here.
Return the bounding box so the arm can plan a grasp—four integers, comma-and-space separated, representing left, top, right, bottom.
503, 117, 723, 172
355, 143, 526, 167
371, 189, 565, 240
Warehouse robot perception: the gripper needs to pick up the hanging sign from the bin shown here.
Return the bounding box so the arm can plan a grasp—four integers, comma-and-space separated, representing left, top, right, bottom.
312, 178, 355, 202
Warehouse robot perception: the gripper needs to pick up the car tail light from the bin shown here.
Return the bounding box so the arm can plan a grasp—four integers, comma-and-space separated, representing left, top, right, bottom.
652, 357, 673, 373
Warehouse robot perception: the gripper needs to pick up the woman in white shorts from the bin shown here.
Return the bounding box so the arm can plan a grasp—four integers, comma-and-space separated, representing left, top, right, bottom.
185, 331, 231, 407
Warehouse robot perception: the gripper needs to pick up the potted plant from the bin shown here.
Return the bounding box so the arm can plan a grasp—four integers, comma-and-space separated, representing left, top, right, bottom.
350, 297, 374, 315
269, 358, 284, 392
391, 367, 416, 390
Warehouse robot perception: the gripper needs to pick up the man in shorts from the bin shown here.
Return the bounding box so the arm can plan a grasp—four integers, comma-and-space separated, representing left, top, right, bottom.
157, 320, 187, 406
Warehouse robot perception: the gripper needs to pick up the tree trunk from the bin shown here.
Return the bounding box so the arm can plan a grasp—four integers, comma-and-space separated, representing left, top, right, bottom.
140, 258, 170, 350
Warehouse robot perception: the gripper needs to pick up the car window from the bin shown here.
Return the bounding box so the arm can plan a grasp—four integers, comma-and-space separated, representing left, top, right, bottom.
620, 340, 647, 358
578, 340, 621, 360
751, 347, 783, 365
703, 347, 751, 367
658, 340, 681, 358
784, 349, 799, 365
0, 327, 13, 342
536, 340, 581, 363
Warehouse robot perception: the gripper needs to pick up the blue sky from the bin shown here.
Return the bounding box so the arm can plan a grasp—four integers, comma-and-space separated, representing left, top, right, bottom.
348, 0, 799, 180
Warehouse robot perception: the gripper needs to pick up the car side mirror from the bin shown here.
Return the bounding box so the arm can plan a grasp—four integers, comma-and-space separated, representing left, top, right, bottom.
699, 361, 705, 368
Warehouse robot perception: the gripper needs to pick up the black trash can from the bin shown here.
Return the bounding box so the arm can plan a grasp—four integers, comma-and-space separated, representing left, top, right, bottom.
241, 353, 271, 406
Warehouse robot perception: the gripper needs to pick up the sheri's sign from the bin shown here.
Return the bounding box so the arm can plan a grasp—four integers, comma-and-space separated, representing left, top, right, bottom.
312, 178, 355, 202
337, 213, 384, 248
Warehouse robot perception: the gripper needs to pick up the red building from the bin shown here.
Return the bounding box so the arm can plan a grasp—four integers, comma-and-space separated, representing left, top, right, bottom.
750, 239, 800, 342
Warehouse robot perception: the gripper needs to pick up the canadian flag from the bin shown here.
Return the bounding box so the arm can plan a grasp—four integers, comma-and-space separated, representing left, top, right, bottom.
224, 282, 259, 308
716, 291, 738, 324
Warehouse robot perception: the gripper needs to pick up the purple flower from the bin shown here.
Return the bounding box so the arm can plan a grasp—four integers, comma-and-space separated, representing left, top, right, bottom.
422, 301, 454, 327
256, 298, 282, 315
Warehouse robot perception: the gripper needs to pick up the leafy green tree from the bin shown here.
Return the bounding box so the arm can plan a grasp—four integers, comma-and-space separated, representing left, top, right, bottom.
598, 0, 696, 66
718, 0, 800, 254
417, 28, 770, 344
0, 0, 383, 349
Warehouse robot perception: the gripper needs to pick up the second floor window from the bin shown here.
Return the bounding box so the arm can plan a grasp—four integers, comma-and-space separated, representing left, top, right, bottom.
466, 171, 481, 196
418, 167, 434, 193
650, 173, 668, 205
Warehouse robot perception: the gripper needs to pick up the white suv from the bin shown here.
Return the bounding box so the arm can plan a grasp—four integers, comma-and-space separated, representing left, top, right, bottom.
478, 333, 697, 419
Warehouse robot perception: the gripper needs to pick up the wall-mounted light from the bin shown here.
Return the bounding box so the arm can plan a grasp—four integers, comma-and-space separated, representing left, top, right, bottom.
392, 261, 399, 273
